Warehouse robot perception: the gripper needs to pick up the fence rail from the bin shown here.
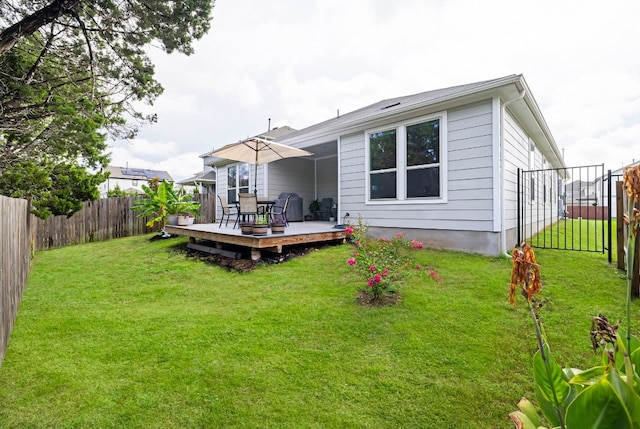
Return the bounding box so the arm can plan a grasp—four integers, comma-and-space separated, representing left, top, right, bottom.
1, 193, 216, 367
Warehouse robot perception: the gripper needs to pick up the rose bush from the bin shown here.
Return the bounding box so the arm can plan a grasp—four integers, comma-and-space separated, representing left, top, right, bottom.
346, 216, 440, 300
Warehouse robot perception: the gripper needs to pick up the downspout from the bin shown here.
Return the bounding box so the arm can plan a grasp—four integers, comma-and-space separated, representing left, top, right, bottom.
500, 89, 526, 256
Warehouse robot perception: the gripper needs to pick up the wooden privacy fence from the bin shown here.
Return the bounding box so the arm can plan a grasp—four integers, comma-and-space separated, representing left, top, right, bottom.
0, 196, 32, 368
0, 193, 216, 367
33, 194, 216, 251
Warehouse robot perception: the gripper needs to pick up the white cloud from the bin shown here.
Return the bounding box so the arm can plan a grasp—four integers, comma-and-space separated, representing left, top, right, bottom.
106, 0, 640, 182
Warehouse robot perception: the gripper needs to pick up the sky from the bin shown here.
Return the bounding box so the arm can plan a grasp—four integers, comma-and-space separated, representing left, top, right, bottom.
107, 0, 640, 182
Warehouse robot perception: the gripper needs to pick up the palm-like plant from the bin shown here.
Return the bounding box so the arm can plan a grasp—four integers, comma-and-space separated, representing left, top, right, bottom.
131, 180, 180, 235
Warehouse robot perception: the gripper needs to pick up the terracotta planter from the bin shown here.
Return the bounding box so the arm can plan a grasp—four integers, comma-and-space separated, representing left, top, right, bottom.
252, 224, 268, 236
271, 223, 285, 233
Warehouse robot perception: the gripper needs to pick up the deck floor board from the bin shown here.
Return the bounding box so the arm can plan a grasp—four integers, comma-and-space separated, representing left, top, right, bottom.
164, 221, 347, 259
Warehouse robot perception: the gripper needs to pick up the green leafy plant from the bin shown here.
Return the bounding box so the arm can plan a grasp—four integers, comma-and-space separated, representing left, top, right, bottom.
509, 164, 640, 429
346, 216, 439, 299
132, 181, 201, 231
131, 180, 176, 230
172, 191, 201, 217
254, 214, 269, 225
308, 199, 321, 214
107, 185, 127, 198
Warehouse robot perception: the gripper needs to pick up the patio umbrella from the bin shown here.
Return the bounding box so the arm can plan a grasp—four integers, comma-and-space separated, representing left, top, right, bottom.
211, 137, 313, 193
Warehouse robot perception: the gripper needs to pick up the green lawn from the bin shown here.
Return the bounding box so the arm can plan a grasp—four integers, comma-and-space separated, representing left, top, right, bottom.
0, 234, 635, 428
530, 219, 614, 255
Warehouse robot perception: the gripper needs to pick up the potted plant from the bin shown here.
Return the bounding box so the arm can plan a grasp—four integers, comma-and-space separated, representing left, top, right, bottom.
308, 199, 321, 221
239, 220, 254, 235
271, 216, 286, 233
174, 191, 201, 226
252, 214, 269, 236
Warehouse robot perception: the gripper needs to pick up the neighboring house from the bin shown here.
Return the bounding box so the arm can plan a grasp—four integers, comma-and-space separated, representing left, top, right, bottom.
595, 161, 640, 218
100, 165, 174, 197
178, 170, 217, 194
215, 75, 566, 255
565, 180, 598, 206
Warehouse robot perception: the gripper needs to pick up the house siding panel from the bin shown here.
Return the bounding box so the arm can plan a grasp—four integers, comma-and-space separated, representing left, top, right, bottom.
502, 109, 559, 244
339, 101, 496, 234
267, 158, 315, 211
503, 111, 530, 235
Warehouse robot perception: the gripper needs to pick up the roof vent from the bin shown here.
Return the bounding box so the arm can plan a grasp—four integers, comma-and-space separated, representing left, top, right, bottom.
381, 102, 400, 110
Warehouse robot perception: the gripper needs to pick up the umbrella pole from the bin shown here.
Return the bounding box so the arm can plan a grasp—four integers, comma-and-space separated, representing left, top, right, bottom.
254, 150, 258, 194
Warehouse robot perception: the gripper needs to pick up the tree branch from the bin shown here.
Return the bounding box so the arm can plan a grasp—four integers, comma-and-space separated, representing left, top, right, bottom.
0, 0, 81, 56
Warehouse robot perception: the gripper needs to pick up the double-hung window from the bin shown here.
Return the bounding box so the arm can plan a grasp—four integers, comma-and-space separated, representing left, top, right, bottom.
369, 129, 397, 199
406, 119, 441, 198
227, 163, 250, 202
367, 113, 446, 203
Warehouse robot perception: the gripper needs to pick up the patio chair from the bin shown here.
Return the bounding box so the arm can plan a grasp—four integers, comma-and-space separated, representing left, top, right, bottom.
234, 192, 258, 228
316, 197, 333, 221
217, 194, 236, 228
270, 193, 291, 226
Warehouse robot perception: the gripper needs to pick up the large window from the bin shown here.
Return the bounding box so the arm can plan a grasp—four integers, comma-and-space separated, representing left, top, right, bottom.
406, 119, 440, 198
367, 113, 445, 202
227, 163, 250, 202
369, 129, 397, 199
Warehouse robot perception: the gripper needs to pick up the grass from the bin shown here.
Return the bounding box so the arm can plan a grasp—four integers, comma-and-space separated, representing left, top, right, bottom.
530, 219, 614, 255
0, 234, 635, 428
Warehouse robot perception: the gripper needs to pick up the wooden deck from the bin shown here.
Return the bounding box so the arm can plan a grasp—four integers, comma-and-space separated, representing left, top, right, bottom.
164, 221, 348, 260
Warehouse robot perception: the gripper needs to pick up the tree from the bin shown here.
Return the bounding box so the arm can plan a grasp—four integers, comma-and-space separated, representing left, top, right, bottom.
106, 184, 126, 198
0, 159, 108, 218
0, 0, 215, 218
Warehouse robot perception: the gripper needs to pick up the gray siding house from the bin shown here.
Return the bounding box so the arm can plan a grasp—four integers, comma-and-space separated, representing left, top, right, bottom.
215, 74, 566, 255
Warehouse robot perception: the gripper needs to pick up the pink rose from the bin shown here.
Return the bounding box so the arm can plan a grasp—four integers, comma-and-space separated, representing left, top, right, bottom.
411, 239, 423, 249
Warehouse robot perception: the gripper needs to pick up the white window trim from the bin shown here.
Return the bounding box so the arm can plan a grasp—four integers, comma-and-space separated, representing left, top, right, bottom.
365, 111, 447, 205
227, 162, 250, 199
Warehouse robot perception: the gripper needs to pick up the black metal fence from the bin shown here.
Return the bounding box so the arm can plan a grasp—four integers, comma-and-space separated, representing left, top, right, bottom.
518, 164, 607, 254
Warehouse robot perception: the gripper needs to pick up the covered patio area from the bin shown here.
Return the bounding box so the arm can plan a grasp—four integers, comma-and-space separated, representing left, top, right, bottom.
165, 221, 347, 260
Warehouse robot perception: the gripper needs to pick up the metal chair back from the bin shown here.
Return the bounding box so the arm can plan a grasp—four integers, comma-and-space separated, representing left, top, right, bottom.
218, 194, 231, 215
272, 193, 291, 225
238, 193, 258, 217
217, 194, 235, 228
